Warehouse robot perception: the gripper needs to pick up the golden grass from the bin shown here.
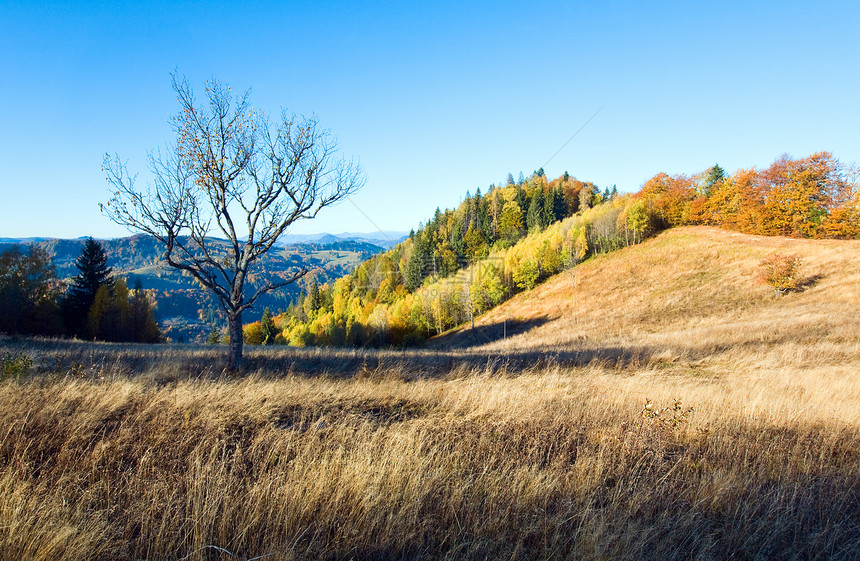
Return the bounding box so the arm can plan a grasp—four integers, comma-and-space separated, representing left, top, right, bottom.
447, 226, 860, 369
1, 352, 858, 560
0, 227, 858, 560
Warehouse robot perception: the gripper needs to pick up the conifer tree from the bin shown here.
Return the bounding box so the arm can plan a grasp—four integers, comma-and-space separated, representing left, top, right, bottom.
206, 328, 221, 344
700, 164, 726, 197
261, 307, 276, 345
543, 187, 558, 226
62, 238, 114, 337
406, 235, 430, 291
552, 185, 568, 221
526, 188, 545, 232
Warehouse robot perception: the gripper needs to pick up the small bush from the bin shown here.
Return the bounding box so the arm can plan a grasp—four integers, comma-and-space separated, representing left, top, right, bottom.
758, 252, 803, 296
2, 350, 33, 380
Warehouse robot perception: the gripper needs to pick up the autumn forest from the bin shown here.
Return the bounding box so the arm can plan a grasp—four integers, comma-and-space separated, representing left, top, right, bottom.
249, 151, 858, 348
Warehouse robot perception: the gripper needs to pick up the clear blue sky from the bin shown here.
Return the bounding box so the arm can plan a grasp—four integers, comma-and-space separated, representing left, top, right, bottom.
1, 0, 858, 239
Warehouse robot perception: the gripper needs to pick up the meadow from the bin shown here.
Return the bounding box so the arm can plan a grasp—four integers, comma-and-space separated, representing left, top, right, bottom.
1, 227, 858, 560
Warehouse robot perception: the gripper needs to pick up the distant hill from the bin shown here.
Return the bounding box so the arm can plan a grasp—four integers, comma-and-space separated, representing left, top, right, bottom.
430, 226, 860, 364
0, 234, 388, 342
277, 231, 408, 249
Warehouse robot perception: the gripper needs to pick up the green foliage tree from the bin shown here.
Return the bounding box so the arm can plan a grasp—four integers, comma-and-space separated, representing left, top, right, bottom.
512, 259, 540, 290
0, 245, 61, 336
526, 188, 546, 232
303, 282, 322, 319
700, 164, 726, 197
544, 186, 565, 225
406, 234, 432, 291
261, 307, 276, 345
206, 327, 222, 344
62, 238, 114, 337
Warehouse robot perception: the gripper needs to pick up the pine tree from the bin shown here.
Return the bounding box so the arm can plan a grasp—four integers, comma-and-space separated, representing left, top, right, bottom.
62, 238, 114, 337
406, 234, 430, 292
515, 185, 528, 214
480, 193, 494, 243
303, 281, 321, 319
526, 188, 545, 232
206, 328, 221, 344
700, 164, 726, 197
552, 185, 568, 221
543, 188, 557, 226
261, 307, 276, 345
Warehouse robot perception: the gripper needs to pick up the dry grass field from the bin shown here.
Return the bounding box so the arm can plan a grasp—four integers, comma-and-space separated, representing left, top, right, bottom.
1, 227, 858, 560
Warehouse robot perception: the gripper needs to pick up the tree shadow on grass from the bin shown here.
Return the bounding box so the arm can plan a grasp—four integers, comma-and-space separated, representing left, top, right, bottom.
795, 273, 824, 292
4, 322, 837, 382
1, 334, 660, 380
430, 317, 552, 349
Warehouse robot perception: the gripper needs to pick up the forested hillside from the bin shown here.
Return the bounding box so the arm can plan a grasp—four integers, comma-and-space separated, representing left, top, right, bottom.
255, 152, 858, 348
0, 235, 387, 342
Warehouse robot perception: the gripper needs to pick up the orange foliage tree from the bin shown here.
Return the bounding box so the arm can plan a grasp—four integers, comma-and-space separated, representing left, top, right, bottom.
638, 173, 696, 228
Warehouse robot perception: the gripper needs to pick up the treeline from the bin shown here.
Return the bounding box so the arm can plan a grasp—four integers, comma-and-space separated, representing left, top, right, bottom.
642, 152, 859, 238
243, 151, 858, 349
252, 201, 624, 347
242, 170, 618, 347
0, 238, 161, 343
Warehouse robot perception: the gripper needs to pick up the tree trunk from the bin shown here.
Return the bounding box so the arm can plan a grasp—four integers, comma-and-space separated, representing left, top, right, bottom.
227, 312, 244, 370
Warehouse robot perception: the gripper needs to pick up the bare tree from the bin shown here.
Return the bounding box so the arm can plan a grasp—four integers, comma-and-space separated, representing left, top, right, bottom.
102, 74, 364, 369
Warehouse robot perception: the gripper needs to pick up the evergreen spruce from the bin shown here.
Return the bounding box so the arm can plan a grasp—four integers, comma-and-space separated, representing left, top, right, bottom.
62, 238, 114, 337
526, 189, 545, 232
261, 307, 276, 345
206, 328, 221, 345
700, 164, 726, 196
543, 188, 557, 226
552, 185, 568, 221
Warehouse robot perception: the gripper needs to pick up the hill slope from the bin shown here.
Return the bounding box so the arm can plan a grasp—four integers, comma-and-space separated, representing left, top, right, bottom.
433, 226, 860, 373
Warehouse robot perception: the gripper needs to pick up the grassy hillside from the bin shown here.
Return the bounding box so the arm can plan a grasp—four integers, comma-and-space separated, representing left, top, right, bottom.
434, 226, 860, 371
0, 226, 858, 560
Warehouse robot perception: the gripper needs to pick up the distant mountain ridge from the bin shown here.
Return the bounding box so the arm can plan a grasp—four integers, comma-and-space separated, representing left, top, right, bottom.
277, 231, 408, 248
2, 231, 408, 254
0, 233, 390, 342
